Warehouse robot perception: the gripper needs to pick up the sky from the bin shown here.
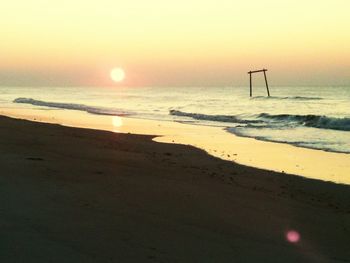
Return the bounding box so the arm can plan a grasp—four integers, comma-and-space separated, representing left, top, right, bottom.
0, 0, 349, 87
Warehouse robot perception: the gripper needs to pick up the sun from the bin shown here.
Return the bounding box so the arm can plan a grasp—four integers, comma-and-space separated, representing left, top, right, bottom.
110, 67, 125, 83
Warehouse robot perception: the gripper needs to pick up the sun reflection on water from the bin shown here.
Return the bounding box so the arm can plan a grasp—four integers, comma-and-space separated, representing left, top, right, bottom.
112, 116, 123, 132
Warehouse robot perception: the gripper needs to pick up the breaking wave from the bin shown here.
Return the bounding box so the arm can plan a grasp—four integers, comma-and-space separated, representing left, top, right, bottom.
251, 96, 323, 101
170, 109, 350, 131
258, 113, 350, 131
169, 110, 261, 124
13, 98, 130, 116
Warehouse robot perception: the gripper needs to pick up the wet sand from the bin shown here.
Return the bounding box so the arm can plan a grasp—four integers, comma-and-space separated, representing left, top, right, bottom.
0, 115, 349, 262
1, 107, 350, 185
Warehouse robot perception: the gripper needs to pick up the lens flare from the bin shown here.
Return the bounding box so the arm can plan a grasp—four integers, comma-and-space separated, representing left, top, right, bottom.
286, 230, 300, 243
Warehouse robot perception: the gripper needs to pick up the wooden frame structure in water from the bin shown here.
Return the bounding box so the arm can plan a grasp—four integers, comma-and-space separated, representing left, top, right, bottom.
248, 69, 270, 97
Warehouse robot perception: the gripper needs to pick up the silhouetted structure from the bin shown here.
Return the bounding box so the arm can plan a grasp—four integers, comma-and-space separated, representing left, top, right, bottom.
248, 69, 270, 97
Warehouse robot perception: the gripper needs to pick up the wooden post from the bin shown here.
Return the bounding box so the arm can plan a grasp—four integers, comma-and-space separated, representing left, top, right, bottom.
249, 72, 252, 97
247, 68, 271, 97
263, 69, 270, 97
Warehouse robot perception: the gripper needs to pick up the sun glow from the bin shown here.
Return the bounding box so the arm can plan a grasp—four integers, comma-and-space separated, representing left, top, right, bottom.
1, 1, 350, 86
112, 116, 123, 133
110, 68, 125, 83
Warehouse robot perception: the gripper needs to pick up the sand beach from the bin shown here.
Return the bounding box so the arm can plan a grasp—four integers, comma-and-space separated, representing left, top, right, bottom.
0, 115, 349, 262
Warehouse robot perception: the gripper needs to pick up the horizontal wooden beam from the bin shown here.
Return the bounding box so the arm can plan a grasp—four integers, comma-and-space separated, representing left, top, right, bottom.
248, 69, 268, 74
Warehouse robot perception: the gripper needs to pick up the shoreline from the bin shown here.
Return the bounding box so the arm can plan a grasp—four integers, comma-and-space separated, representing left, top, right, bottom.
1, 107, 349, 185
0, 115, 349, 262
227, 127, 350, 155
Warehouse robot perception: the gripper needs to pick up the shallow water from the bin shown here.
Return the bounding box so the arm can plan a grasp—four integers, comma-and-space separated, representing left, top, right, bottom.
1, 85, 350, 153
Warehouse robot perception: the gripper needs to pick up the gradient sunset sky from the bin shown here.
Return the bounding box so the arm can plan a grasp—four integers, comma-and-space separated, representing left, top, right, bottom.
1, 0, 349, 86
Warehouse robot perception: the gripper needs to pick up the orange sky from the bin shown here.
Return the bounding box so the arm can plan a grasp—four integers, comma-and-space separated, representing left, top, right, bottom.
0, 0, 349, 86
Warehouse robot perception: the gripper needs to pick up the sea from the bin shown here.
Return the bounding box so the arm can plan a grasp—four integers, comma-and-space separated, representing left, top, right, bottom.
1, 86, 350, 154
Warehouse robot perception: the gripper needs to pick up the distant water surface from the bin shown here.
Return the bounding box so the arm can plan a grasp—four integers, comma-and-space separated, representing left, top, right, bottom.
1, 86, 350, 153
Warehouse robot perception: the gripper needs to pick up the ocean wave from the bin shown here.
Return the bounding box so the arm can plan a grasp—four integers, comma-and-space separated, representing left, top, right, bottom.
13, 98, 130, 116
258, 113, 350, 131
170, 109, 350, 132
251, 96, 323, 101
169, 110, 261, 124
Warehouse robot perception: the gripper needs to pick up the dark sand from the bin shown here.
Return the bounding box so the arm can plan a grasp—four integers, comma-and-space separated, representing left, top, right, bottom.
0, 116, 349, 262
